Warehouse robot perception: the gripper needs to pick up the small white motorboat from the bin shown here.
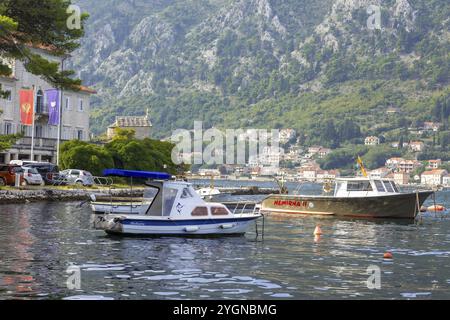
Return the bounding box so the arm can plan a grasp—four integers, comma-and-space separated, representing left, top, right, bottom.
93, 170, 262, 236
90, 201, 143, 215
196, 186, 221, 199
89, 194, 145, 214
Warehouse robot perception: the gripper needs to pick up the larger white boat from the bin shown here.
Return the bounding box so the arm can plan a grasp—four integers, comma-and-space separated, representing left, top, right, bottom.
93, 170, 262, 236
261, 177, 433, 219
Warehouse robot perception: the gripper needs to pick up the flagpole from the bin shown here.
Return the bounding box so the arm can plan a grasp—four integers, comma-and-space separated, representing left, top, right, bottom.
56, 55, 68, 166
56, 87, 62, 166
30, 85, 36, 162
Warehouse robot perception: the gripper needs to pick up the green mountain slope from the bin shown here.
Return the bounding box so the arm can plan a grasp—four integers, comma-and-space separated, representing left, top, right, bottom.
72, 0, 450, 145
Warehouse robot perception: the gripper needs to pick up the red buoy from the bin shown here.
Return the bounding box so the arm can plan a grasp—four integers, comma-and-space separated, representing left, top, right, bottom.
383, 252, 393, 259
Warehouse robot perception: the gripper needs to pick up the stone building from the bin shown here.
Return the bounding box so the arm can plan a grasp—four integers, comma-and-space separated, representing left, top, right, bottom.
107, 110, 152, 140
0, 47, 95, 164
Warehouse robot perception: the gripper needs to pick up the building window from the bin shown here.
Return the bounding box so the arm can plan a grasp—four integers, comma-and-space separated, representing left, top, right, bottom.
4, 122, 12, 135
77, 130, 83, 141
63, 126, 71, 140
65, 97, 71, 110
2, 88, 12, 101
78, 99, 84, 112
35, 125, 43, 138
36, 90, 45, 114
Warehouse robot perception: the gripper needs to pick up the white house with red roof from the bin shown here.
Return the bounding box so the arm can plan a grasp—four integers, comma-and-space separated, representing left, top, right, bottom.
421, 169, 448, 186
426, 159, 442, 170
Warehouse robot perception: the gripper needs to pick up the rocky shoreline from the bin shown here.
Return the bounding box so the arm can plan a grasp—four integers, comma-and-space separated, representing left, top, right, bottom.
0, 188, 144, 204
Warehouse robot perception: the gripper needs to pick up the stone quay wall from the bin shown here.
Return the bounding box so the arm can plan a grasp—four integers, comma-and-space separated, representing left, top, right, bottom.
0, 188, 144, 204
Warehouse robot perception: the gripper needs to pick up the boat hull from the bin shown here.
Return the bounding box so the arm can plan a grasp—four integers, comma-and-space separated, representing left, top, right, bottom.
95, 216, 260, 236
261, 191, 433, 219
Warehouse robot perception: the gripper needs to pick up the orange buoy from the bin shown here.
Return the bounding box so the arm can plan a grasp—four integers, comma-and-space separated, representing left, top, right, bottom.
428, 205, 446, 212
314, 225, 323, 236
383, 252, 393, 259
314, 235, 321, 243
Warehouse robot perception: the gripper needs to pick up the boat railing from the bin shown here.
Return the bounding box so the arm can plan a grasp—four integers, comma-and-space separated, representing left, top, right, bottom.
226, 201, 261, 217
93, 176, 114, 186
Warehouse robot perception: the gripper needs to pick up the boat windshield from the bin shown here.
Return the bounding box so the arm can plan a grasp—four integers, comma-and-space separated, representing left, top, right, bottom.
140, 186, 159, 215
374, 180, 386, 192
347, 181, 373, 192
383, 181, 395, 193
391, 182, 400, 193
163, 188, 179, 216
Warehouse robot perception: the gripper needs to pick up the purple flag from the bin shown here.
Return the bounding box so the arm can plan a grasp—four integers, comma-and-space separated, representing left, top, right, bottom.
46, 89, 60, 126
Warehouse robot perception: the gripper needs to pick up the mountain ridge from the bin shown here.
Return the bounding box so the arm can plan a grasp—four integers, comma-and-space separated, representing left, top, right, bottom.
71, 0, 449, 145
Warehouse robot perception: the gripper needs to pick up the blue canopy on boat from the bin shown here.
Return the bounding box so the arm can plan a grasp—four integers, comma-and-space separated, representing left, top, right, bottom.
103, 169, 172, 180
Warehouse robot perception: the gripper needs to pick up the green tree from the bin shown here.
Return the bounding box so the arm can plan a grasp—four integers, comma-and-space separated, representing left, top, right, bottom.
0, 0, 89, 95
440, 131, 450, 151
112, 128, 137, 141
362, 146, 402, 170
0, 133, 21, 153
398, 136, 404, 149
60, 140, 114, 176
106, 135, 177, 174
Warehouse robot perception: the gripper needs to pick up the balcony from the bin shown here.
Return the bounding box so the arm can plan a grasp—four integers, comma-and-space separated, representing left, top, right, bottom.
16, 137, 57, 150
35, 105, 49, 123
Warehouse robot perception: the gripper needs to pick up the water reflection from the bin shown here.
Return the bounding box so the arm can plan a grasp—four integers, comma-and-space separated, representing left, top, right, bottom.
0, 192, 449, 300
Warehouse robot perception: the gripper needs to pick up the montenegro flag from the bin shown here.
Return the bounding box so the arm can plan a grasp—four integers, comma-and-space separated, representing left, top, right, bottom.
19, 89, 34, 126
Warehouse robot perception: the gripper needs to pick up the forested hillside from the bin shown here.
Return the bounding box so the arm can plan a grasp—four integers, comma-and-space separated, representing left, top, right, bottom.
72, 0, 449, 147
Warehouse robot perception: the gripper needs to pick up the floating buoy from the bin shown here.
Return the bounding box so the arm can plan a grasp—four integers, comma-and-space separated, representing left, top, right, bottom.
314, 225, 323, 236
420, 206, 427, 213
383, 252, 393, 259
428, 205, 446, 212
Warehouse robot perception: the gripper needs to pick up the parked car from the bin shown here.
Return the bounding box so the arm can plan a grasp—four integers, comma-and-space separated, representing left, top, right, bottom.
22, 167, 44, 186
23, 163, 65, 185
10, 160, 42, 166
0, 165, 25, 186
60, 169, 94, 186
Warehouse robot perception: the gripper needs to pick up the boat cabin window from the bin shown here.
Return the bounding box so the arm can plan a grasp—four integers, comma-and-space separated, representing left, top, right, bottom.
163, 188, 179, 216
191, 207, 208, 216
391, 182, 399, 193
181, 188, 194, 199
211, 207, 229, 216
383, 181, 395, 193
347, 181, 373, 192
374, 180, 386, 192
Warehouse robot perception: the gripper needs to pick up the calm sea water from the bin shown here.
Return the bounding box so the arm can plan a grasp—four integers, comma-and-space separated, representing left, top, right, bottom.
0, 187, 449, 300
